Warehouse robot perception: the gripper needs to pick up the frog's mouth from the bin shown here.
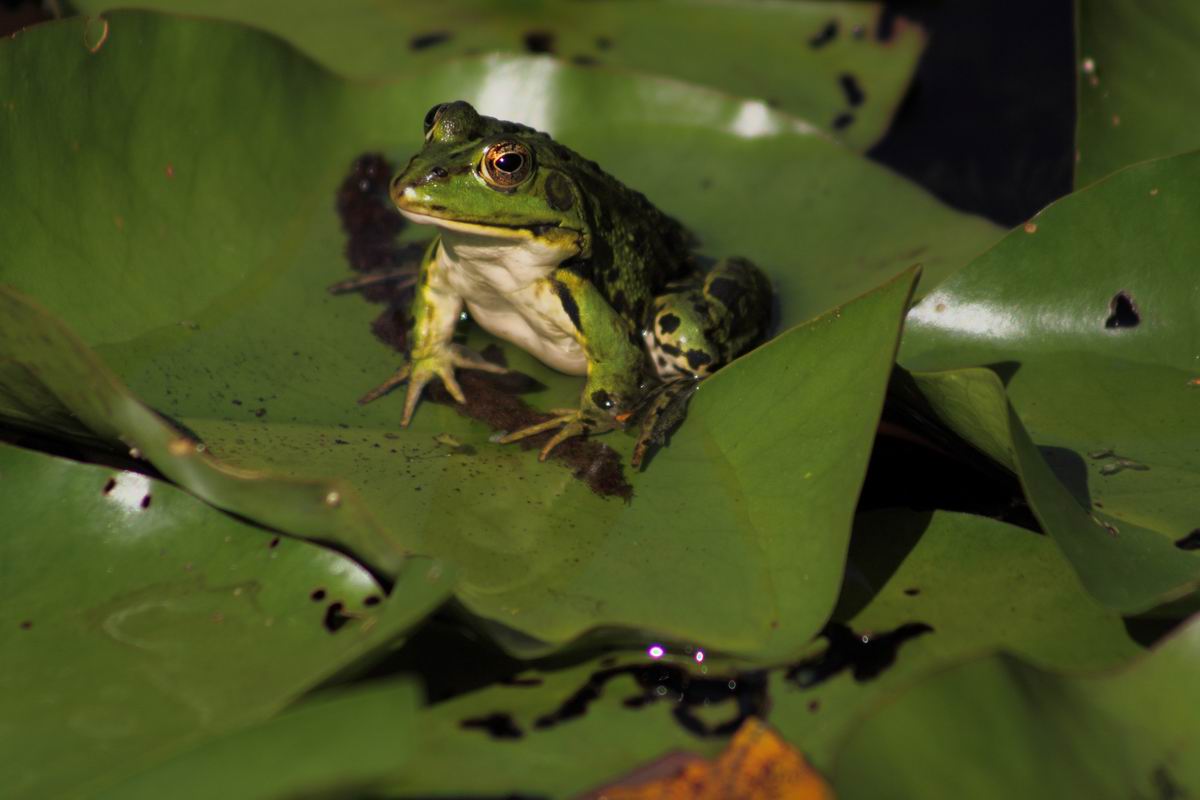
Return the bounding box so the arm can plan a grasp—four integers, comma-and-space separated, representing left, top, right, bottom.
398, 208, 565, 241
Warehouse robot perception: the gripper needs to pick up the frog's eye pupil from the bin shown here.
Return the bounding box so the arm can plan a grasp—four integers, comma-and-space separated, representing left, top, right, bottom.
495, 153, 524, 174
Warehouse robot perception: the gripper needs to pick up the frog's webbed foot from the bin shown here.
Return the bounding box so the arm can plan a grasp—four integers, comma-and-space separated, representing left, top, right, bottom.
326, 266, 418, 295
631, 378, 702, 469
358, 344, 508, 426
492, 412, 595, 462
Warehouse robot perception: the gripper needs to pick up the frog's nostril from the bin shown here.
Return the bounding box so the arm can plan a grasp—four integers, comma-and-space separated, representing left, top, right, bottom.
429, 166, 448, 180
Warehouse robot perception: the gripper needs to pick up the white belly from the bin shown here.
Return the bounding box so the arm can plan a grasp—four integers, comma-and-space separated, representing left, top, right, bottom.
436, 230, 589, 376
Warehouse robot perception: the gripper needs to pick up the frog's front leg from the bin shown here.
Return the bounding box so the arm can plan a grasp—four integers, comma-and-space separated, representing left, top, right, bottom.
496, 268, 645, 460
359, 238, 505, 424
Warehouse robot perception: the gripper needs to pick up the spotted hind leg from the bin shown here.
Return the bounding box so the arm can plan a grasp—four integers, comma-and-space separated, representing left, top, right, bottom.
645, 256, 772, 379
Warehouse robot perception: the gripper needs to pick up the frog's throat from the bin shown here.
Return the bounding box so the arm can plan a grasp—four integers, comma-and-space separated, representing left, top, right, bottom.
399, 209, 564, 241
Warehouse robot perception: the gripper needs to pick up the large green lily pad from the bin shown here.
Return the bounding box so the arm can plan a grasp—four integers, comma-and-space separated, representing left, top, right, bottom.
1076, 1, 1200, 187
211, 510, 1136, 798
0, 444, 449, 799
0, 12, 1000, 658
900, 152, 1200, 612
833, 611, 1200, 799
71, 0, 925, 150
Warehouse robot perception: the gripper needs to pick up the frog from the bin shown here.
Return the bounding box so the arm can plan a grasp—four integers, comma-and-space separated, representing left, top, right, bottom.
359, 100, 772, 464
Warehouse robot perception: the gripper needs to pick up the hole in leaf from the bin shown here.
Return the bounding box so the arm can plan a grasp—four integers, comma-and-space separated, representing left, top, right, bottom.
903, 587, 921, 596
460, 713, 524, 739
1105, 291, 1140, 329
839, 73, 866, 107
786, 622, 933, 687
1175, 530, 1200, 551
102, 478, 116, 494
523, 30, 555, 54
809, 20, 838, 48
323, 602, 351, 633
409, 31, 451, 50
139, 494, 151, 509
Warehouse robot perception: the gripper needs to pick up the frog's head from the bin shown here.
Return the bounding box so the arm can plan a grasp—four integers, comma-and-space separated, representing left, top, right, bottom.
390, 101, 589, 255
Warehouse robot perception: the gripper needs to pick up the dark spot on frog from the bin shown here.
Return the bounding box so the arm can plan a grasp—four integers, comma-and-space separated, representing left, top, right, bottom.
832, 112, 855, 130
611, 289, 630, 317
659, 342, 682, 357
19, 620, 32, 630
706, 277, 741, 311
409, 31, 452, 50
591, 390, 615, 411
139, 494, 151, 509
523, 30, 556, 54
657, 313, 681, 334
461, 713, 523, 739
544, 172, 574, 211
903, 587, 920, 596
685, 349, 713, 371
102, 477, 116, 495
656, 355, 668, 369
268, 536, 280, 548
310, 588, 326, 602
553, 280, 584, 332
1105, 291, 1140, 329
839, 73, 865, 107
786, 621, 933, 687
595, 35, 613, 50
1175, 529, 1200, 551
809, 19, 838, 48
323, 602, 352, 633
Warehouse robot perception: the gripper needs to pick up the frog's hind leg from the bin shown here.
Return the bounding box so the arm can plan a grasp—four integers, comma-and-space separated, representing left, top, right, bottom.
645, 256, 772, 379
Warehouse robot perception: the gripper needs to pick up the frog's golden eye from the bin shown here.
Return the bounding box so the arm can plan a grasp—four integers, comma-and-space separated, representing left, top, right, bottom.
481, 140, 533, 188
423, 103, 446, 139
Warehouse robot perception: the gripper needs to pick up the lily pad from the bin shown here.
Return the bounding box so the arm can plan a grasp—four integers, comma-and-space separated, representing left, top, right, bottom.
94, 682, 421, 800
0, 444, 449, 798
70, 0, 925, 150
0, 12, 1000, 657
771, 509, 1143, 767
900, 152, 1200, 612
833, 611, 1200, 799
1076, 1, 1200, 187
349, 511, 1138, 797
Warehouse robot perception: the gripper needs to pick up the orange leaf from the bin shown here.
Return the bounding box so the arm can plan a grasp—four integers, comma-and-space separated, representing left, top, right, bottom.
580, 717, 834, 800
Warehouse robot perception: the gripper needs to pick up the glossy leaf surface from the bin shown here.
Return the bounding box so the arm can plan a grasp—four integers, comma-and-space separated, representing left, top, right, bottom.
834, 612, 1200, 800
1076, 1, 1200, 186
71, 0, 925, 150
900, 153, 1200, 611
0, 13, 998, 658
0, 444, 449, 798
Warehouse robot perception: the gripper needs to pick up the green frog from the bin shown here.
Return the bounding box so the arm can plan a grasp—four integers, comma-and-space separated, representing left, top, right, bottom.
360, 101, 772, 464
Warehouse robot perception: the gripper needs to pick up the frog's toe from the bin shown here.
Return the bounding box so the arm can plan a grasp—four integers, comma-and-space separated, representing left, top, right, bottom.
438, 366, 466, 405
358, 364, 413, 406
447, 343, 508, 375
537, 419, 587, 461
493, 414, 574, 445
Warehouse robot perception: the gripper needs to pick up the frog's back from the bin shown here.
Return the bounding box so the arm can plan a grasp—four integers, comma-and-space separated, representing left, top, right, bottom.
537, 135, 698, 326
